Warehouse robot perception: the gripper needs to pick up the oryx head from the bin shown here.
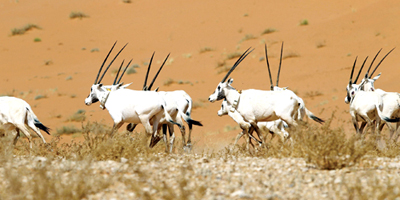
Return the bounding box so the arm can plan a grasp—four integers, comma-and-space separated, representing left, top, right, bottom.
85, 41, 128, 106
345, 56, 363, 104
208, 47, 254, 102
217, 99, 229, 116
264, 42, 288, 91
344, 47, 395, 104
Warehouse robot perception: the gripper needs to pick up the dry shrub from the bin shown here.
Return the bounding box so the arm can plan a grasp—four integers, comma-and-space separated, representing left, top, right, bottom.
290, 120, 373, 170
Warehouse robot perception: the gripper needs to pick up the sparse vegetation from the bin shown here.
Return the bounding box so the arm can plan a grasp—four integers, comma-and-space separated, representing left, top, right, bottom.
0, 117, 400, 199
126, 66, 137, 74
300, 19, 309, 26
226, 52, 242, 60
199, 47, 214, 53
240, 34, 257, 42
261, 27, 277, 35
316, 40, 326, 48
69, 11, 89, 19
305, 90, 324, 99
283, 51, 300, 59
56, 125, 81, 135
33, 37, 41, 42
163, 78, 193, 86
68, 109, 86, 122
11, 24, 41, 36
90, 48, 99, 52
34, 94, 47, 100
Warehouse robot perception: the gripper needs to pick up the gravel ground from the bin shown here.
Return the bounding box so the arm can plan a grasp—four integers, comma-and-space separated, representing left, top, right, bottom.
3, 154, 400, 199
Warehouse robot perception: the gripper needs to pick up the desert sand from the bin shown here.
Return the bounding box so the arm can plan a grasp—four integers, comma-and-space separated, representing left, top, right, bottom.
1, 0, 400, 152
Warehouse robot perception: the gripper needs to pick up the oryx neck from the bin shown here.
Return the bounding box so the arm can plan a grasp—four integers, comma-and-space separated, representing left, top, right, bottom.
99, 89, 111, 110
224, 88, 241, 112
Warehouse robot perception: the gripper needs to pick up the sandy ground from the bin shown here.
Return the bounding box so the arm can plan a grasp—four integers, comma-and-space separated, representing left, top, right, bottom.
1, 0, 400, 152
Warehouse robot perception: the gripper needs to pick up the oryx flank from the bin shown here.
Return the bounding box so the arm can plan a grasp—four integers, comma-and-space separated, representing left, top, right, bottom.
0, 96, 50, 148
264, 43, 324, 124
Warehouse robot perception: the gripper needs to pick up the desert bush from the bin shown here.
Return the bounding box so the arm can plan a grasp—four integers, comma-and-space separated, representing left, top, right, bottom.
261, 28, 277, 35
69, 11, 89, 19
11, 24, 41, 36
68, 109, 86, 122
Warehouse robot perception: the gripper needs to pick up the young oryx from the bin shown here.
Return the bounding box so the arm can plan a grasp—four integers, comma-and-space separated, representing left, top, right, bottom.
264, 43, 324, 124
208, 48, 300, 150
349, 48, 400, 141
105, 52, 202, 152
0, 96, 50, 148
218, 99, 288, 147
84, 42, 180, 152
345, 56, 400, 137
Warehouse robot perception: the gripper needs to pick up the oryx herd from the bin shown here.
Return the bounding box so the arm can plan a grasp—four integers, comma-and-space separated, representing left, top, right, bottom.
0, 41, 399, 152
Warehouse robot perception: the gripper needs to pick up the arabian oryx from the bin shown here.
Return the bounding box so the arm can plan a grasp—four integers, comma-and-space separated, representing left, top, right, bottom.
264, 43, 324, 124
0, 96, 50, 148
345, 56, 400, 138
218, 99, 288, 147
84, 42, 181, 152
104, 52, 202, 152
139, 53, 202, 150
347, 48, 400, 141
208, 48, 300, 150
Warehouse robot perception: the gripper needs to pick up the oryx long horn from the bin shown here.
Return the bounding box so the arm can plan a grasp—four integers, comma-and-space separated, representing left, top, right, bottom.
264, 43, 274, 90
366, 48, 382, 76
221, 47, 254, 83
369, 47, 395, 78
97, 43, 128, 84
143, 52, 155, 90
95, 41, 117, 84
117, 59, 132, 84
349, 56, 358, 84
276, 42, 284, 87
353, 56, 368, 84
113, 59, 124, 85
148, 53, 170, 90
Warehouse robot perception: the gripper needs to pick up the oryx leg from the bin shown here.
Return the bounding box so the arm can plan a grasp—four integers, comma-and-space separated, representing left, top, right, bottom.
394, 122, 400, 142
126, 123, 138, 132
167, 124, 175, 153
174, 116, 186, 148
186, 123, 193, 149
15, 124, 33, 148
249, 122, 266, 148
13, 128, 20, 146
161, 124, 170, 152
111, 121, 124, 138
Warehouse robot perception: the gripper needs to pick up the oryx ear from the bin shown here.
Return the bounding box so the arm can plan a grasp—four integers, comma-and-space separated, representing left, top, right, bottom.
154, 87, 159, 92
283, 87, 288, 90
121, 83, 132, 89
98, 83, 103, 87
372, 73, 381, 81
228, 78, 234, 85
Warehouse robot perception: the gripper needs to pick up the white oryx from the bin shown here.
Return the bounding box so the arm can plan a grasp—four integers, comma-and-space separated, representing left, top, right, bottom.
208, 48, 300, 150
347, 48, 400, 141
0, 96, 50, 148
264, 43, 324, 124
218, 99, 288, 147
345, 55, 400, 137
105, 52, 202, 151
84, 42, 180, 152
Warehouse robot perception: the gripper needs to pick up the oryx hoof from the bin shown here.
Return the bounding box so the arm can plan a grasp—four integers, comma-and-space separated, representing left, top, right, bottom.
183, 143, 193, 153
